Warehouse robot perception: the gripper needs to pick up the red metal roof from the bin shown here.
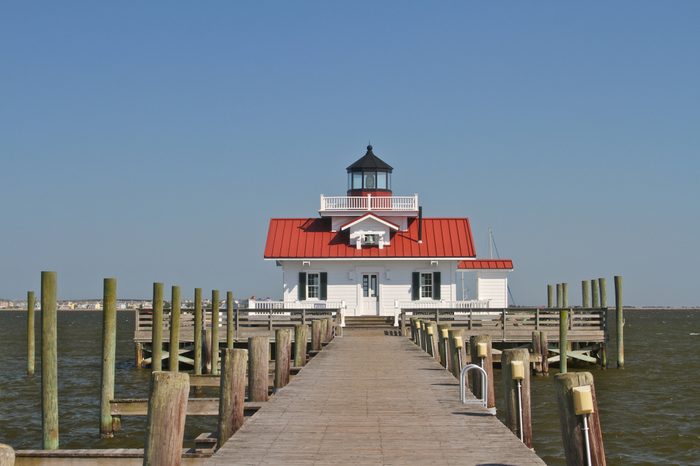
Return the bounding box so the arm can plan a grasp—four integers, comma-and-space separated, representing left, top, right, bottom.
264, 217, 476, 259
458, 259, 513, 270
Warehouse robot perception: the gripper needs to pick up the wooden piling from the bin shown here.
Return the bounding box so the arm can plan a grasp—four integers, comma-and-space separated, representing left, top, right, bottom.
533, 331, 549, 376
143, 371, 189, 466
437, 324, 450, 368
294, 324, 308, 367
100, 278, 118, 437
547, 284, 554, 308
169, 286, 181, 372
554, 371, 606, 466
194, 288, 203, 376
469, 335, 495, 409
556, 283, 562, 308
0, 443, 14, 466
311, 320, 322, 351
226, 292, 234, 349
581, 280, 590, 308
502, 349, 532, 448
41, 271, 59, 450
426, 323, 439, 361
319, 318, 328, 344
562, 282, 569, 308
324, 317, 333, 342
151, 283, 164, 372
275, 329, 292, 391
217, 348, 248, 448
448, 329, 463, 379
560, 308, 569, 374
27, 290, 35, 376
614, 275, 624, 368
598, 278, 607, 308
591, 279, 600, 308
211, 290, 220, 376
248, 336, 269, 402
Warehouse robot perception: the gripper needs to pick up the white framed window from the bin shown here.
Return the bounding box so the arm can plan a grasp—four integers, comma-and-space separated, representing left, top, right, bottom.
420, 272, 433, 299
307, 272, 320, 299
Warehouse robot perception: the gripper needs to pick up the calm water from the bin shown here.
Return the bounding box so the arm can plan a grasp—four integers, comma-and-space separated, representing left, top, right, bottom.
1, 310, 699, 464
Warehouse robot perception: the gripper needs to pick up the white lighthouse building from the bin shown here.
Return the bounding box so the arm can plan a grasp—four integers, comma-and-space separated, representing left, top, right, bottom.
263, 145, 513, 321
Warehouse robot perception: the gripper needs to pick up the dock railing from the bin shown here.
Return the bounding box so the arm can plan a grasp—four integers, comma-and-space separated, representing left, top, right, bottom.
134, 306, 340, 343
399, 307, 606, 343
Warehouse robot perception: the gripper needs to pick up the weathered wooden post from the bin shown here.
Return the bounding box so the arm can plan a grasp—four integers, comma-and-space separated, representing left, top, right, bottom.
562, 282, 569, 308
143, 371, 189, 466
151, 283, 164, 372
194, 288, 203, 376
226, 292, 234, 349
294, 324, 308, 367
41, 271, 59, 450
100, 278, 118, 437
217, 348, 248, 447
591, 279, 600, 308
324, 317, 333, 342
211, 290, 220, 375
409, 318, 418, 343
0, 444, 14, 466
448, 329, 463, 379
502, 349, 532, 448
599, 278, 607, 309
556, 283, 562, 308
437, 324, 450, 368
532, 331, 549, 376
469, 335, 495, 409
319, 318, 328, 344
581, 280, 590, 308
27, 290, 35, 376
614, 275, 624, 369
274, 329, 292, 391
169, 286, 181, 372
248, 336, 269, 402
554, 372, 606, 466
426, 323, 439, 360
560, 308, 569, 374
547, 284, 554, 308
311, 319, 322, 351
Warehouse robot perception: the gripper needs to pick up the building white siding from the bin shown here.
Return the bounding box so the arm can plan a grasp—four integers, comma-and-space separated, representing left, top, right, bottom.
280, 260, 458, 317
476, 271, 509, 308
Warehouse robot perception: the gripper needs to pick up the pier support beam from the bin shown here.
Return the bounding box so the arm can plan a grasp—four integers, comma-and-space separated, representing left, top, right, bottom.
547, 284, 554, 308
41, 271, 59, 450
27, 290, 35, 376
151, 283, 164, 372
217, 349, 248, 448
211, 290, 220, 376
437, 324, 450, 368
169, 286, 181, 372
100, 278, 118, 437
502, 348, 532, 448
143, 371, 189, 466
532, 331, 549, 376
294, 324, 308, 367
591, 279, 599, 309
581, 280, 590, 308
559, 308, 569, 374
311, 320, 322, 351
194, 288, 203, 376
248, 336, 269, 402
275, 329, 292, 391
554, 371, 606, 466
226, 292, 234, 349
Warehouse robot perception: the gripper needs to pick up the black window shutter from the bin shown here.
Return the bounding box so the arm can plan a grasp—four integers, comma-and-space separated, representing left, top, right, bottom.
320, 272, 328, 300
298, 272, 306, 301
412, 272, 420, 301
433, 272, 441, 300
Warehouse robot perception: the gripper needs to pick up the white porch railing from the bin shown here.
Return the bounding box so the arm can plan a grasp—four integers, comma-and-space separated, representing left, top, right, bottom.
320, 195, 419, 212
395, 299, 491, 309
247, 299, 346, 310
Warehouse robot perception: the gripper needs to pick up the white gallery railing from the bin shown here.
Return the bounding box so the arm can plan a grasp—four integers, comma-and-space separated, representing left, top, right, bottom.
395, 299, 491, 309
320, 195, 419, 212
247, 299, 346, 310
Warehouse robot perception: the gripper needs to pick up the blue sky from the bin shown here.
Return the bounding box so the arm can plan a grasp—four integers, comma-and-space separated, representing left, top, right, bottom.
1, 2, 698, 305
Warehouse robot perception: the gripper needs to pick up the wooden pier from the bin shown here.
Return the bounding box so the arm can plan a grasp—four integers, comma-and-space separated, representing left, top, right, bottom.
206, 329, 545, 466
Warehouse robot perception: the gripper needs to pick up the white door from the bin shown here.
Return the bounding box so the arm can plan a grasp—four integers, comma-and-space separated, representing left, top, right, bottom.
361, 274, 379, 315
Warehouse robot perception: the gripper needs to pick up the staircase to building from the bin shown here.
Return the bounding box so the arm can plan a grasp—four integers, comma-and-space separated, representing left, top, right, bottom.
343, 316, 398, 334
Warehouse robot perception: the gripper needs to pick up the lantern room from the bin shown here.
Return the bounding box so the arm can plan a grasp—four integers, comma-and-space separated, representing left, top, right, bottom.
346, 145, 393, 196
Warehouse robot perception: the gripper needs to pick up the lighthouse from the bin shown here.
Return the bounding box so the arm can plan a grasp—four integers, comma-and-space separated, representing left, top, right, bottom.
263, 145, 513, 321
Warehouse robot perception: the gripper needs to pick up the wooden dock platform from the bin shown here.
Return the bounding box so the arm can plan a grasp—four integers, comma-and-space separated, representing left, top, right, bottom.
206, 330, 545, 465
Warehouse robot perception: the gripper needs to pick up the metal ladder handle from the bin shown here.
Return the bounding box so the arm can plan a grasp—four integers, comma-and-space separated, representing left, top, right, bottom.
459, 364, 489, 410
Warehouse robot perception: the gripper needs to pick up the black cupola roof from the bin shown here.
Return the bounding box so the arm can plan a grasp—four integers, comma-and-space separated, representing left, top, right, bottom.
346, 145, 393, 172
